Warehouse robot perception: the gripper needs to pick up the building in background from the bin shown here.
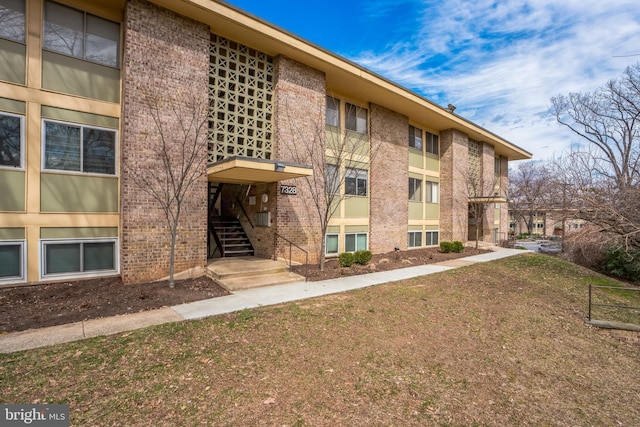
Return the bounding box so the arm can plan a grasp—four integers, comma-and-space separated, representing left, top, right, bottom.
0, 0, 531, 286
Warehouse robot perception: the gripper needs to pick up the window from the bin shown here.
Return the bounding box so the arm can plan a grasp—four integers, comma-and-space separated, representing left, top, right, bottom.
425, 231, 439, 246
0, 112, 24, 169
408, 177, 422, 201
345, 103, 367, 134
41, 239, 117, 278
0, 0, 25, 43
409, 125, 423, 150
0, 240, 26, 283
43, 120, 116, 175
408, 231, 422, 248
326, 96, 340, 127
425, 132, 439, 155
325, 164, 340, 194
425, 180, 439, 203
43, 1, 120, 68
345, 233, 367, 252
345, 168, 367, 196
325, 234, 339, 255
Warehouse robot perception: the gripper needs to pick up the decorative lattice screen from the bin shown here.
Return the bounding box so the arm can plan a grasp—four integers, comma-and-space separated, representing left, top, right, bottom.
208, 35, 274, 163
468, 139, 481, 196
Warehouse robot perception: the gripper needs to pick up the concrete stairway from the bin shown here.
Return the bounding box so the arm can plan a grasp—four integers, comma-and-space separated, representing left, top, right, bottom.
206, 257, 305, 291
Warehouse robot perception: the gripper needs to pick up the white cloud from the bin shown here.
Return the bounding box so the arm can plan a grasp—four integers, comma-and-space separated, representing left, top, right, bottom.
352, 0, 640, 161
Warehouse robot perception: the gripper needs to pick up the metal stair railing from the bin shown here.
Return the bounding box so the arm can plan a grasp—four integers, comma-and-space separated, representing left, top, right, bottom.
274, 233, 308, 281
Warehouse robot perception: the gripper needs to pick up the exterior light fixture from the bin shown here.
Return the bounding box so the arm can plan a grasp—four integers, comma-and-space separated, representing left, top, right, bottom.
274, 162, 285, 172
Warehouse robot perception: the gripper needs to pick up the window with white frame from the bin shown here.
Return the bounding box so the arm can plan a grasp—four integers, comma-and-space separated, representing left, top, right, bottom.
425, 131, 439, 155
325, 233, 339, 256
408, 177, 422, 201
408, 125, 423, 151
345, 167, 367, 196
345, 103, 367, 134
0, 0, 26, 43
408, 231, 422, 248
0, 240, 26, 283
326, 96, 340, 127
0, 111, 24, 169
425, 180, 439, 203
345, 232, 367, 252
43, 1, 120, 68
425, 231, 439, 246
41, 239, 117, 278
43, 120, 116, 175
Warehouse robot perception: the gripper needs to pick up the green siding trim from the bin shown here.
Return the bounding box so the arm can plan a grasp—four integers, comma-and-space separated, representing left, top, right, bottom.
408, 201, 422, 220
408, 225, 422, 231
0, 38, 26, 85
425, 225, 439, 231
344, 196, 368, 218
425, 155, 439, 173
409, 150, 423, 168
409, 171, 423, 180
41, 227, 118, 239
425, 203, 440, 220
326, 226, 340, 234
42, 51, 120, 103
0, 170, 25, 212
0, 228, 25, 240
0, 97, 26, 115
344, 225, 368, 233
41, 173, 118, 213
42, 106, 119, 129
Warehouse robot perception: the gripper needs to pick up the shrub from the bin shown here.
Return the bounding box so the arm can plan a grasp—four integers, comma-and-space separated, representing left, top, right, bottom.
338, 252, 355, 267
353, 250, 373, 265
602, 246, 640, 282
440, 241, 454, 253
452, 241, 465, 253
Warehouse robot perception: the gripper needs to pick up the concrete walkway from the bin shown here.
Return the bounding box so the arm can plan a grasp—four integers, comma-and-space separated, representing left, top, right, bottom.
0, 248, 526, 353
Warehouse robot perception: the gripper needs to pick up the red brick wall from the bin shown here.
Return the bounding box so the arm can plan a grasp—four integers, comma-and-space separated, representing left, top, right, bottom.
370, 104, 409, 252
120, 0, 209, 283
440, 129, 469, 242
273, 56, 326, 264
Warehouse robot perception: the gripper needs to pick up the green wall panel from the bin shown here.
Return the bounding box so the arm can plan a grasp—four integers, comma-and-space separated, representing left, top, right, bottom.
0, 170, 25, 212
425, 155, 439, 172
425, 203, 440, 220
0, 97, 26, 114
409, 202, 422, 220
42, 106, 118, 129
42, 51, 120, 103
344, 197, 368, 218
0, 228, 25, 240
344, 225, 368, 233
0, 39, 26, 85
41, 173, 118, 213
409, 150, 423, 168
41, 227, 118, 239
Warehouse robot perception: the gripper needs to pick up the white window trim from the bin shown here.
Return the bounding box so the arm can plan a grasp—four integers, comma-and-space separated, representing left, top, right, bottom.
325, 233, 339, 257
0, 240, 27, 285
425, 230, 440, 247
39, 238, 119, 281
0, 111, 25, 170
41, 118, 118, 177
408, 231, 422, 248
426, 180, 439, 203
344, 232, 368, 253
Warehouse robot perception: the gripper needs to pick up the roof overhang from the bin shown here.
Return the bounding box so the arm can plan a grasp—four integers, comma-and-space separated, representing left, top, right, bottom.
207, 157, 313, 184
469, 196, 508, 204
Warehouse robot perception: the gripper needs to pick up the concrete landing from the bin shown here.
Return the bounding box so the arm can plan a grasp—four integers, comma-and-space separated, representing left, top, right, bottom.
207, 257, 305, 291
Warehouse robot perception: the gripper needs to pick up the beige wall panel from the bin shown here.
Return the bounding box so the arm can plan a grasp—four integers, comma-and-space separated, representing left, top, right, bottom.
344, 225, 368, 233
0, 170, 26, 212
0, 39, 26, 84
41, 173, 118, 213
42, 51, 120, 103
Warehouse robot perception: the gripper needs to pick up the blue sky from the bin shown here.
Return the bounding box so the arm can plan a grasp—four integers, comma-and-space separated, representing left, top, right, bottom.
225, 0, 640, 162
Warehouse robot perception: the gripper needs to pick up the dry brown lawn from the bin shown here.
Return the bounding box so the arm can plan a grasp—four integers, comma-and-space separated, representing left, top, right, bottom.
2, 253, 639, 426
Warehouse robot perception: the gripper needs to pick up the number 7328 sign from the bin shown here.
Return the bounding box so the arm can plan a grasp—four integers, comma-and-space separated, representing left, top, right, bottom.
280, 185, 297, 195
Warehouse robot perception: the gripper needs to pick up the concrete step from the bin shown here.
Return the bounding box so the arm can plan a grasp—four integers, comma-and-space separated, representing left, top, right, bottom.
206, 257, 305, 291
217, 271, 304, 291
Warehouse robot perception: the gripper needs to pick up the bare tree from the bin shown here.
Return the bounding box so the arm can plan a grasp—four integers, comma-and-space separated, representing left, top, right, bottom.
281, 98, 379, 270
508, 161, 552, 236
126, 94, 209, 288
551, 63, 640, 249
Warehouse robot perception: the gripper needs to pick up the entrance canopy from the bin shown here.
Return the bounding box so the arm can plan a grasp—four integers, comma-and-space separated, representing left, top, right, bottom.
207, 156, 313, 184
468, 196, 508, 204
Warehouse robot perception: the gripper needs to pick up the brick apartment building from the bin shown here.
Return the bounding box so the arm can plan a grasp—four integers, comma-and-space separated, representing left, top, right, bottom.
0, 0, 531, 286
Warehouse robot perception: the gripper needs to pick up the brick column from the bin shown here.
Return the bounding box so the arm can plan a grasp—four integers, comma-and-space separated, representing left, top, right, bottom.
369, 105, 408, 253
439, 129, 469, 242
120, 0, 209, 283
481, 142, 496, 242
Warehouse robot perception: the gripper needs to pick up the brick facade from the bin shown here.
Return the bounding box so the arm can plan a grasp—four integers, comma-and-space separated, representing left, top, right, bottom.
370, 104, 409, 253
120, 0, 209, 283
273, 56, 327, 264
439, 129, 469, 242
